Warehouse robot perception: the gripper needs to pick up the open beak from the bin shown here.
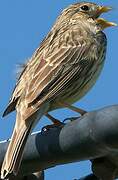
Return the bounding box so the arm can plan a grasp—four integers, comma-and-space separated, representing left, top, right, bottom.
97, 6, 112, 14
96, 6, 117, 29
96, 18, 117, 30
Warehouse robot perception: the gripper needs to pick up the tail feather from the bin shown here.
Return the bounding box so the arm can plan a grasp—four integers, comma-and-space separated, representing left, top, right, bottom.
1, 122, 33, 179
1, 101, 49, 179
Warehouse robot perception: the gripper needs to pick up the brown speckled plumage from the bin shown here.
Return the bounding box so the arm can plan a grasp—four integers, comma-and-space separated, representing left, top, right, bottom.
1, 2, 115, 179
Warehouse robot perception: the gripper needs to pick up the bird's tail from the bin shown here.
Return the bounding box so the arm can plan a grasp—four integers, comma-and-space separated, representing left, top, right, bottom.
1, 121, 33, 179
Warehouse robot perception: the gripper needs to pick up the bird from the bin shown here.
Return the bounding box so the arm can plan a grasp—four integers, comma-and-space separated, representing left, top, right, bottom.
1, 1, 116, 179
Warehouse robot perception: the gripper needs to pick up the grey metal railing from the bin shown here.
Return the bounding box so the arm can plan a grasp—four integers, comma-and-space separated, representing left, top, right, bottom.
0, 105, 118, 180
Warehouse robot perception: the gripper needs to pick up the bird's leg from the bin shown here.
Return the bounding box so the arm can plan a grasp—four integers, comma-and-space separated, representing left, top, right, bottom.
42, 103, 87, 131
46, 113, 62, 125
42, 113, 64, 132
58, 102, 87, 116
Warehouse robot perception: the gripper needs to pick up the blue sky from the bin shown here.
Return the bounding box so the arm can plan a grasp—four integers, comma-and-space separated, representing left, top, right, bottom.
0, 0, 118, 179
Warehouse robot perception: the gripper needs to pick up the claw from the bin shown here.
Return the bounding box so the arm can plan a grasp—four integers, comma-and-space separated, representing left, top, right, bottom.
41, 122, 64, 133
63, 116, 79, 123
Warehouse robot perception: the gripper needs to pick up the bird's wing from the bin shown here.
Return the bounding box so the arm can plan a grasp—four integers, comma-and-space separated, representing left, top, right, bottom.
3, 32, 105, 119
27, 35, 106, 111
2, 31, 54, 117
29, 46, 91, 106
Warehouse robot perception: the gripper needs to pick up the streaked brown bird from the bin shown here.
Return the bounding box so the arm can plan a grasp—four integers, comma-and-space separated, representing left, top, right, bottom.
1, 2, 116, 179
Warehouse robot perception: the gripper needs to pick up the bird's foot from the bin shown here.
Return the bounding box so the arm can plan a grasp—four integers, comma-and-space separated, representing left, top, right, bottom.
63, 116, 79, 123
42, 113, 64, 132
41, 121, 64, 132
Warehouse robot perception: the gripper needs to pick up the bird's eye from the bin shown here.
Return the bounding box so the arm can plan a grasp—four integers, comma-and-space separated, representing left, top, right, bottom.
80, 5, 89, 11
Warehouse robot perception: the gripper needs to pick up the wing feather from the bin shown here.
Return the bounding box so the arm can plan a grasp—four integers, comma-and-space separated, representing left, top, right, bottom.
3, 30, 106, 119
29, 42, 91, 107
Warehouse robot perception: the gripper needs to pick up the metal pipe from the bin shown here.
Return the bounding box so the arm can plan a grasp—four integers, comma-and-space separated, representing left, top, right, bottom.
0, 105, 118, 179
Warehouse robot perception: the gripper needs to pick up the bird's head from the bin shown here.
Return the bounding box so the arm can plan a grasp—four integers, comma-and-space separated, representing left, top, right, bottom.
59, 2, 117, 30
